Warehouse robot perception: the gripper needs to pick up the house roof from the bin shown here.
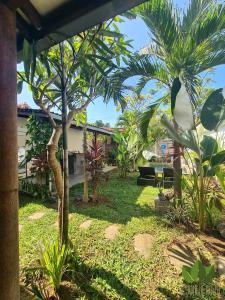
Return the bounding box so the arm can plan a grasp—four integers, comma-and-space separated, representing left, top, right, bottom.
17, 108, 113, 136
12, 0, 145, 59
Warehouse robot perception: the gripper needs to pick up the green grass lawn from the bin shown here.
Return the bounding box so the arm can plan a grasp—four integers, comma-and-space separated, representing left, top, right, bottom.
19, 172, 223, 299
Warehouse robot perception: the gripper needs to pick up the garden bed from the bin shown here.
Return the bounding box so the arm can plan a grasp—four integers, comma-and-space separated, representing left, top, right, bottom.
19, 172, 225, 299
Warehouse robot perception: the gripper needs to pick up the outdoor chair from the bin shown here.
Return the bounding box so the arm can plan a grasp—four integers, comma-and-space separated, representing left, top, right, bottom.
162, 168, 174, 188
137, 167, 157, 187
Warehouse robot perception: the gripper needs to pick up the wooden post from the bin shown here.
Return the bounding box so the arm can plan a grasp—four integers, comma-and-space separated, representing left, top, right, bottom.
0, 3, 19, 300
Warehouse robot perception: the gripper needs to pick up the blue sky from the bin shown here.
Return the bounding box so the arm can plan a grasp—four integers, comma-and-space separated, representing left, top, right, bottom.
17, 0, 225, 126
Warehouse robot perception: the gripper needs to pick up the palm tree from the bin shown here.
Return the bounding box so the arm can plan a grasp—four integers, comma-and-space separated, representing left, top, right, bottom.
107, 0, 225, 199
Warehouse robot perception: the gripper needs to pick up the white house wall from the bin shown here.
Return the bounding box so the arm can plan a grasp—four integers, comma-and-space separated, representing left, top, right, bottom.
68, 127, 83, 153
18, 117, 27, 148
18, 116, 84, 153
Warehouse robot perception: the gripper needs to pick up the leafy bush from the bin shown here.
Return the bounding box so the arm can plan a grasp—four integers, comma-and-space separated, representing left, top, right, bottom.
19, 179, 51, 199
182, 260, 215, 285
165, 197, 191, 225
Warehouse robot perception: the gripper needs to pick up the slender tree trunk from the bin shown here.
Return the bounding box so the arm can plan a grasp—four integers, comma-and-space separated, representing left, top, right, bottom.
93, 177, 98, 202
60, 42, 69, 246
199, 162, 205, 231
173, 120, 182, 199
47, 127, 63, 237
83, 110, 89, 202
0, 4, 19, 299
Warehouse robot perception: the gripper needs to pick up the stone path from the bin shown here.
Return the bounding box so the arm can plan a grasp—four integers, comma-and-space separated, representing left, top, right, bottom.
80, 220, 92, 229
216, 256, 225, 276
166, 243, 196, 272
134, 233, 154, 259
28, 212, 45, 220
105, 224, 120, 241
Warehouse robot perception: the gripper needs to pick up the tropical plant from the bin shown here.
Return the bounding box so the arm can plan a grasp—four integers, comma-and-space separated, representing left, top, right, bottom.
162, 87, 225, 230
182, 260, 215, 285
39, 241, 68, 292
106, 0, 225, 198
18, 17, 131, 244
86, 139, 105, 201
113, 130, 132, 178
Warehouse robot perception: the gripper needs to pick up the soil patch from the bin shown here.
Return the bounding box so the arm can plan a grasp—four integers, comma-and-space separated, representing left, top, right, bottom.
74, 195, 109, 208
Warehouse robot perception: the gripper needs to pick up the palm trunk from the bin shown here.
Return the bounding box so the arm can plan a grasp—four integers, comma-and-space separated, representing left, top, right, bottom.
47, 127, 63, 238
83, 112, 89, 202
173, 120, 182, 199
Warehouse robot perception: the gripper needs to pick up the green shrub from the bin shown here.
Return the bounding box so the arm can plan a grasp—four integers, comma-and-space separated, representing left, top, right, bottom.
19, 179, 51, 200
182, 260, 215, 285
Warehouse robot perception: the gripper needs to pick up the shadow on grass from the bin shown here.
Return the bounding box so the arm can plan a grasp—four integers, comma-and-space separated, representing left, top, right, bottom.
158, 287, 179, 300
66, 256, 140, 300
19, 173, 165, 225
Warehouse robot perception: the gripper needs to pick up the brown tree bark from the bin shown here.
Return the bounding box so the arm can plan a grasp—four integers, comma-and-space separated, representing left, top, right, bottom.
47, 127, 63, 238
0, 3, 20, 299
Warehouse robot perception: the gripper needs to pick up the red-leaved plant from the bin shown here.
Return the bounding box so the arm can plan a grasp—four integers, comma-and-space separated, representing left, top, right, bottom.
86, 139, 104, 201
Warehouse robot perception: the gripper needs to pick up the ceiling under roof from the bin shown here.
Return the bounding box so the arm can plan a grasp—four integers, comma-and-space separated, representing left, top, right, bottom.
7, 0, 145, 57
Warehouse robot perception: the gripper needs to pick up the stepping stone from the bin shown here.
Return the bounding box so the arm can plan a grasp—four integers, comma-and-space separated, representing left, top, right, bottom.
105, 224, 120, 241
80, 220, 92, 229
166, 243, 196, 273
216, 256, 225, 276
28, 212, 45, 220
134, 233, 154, 259
19, 224, 22, 232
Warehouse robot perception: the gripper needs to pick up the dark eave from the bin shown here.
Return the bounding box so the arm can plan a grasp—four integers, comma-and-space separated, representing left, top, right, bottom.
14, 0, 146, 60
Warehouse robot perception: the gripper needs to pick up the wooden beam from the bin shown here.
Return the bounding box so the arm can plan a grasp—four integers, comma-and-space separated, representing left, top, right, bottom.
0, 2, 19, 299
4, 0, 42, 30
16, 12, 34, 42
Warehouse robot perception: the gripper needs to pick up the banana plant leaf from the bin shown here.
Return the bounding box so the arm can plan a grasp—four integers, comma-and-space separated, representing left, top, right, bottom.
200, 135, 218, 162
171, 77, 194, 131
200, 88, 225, 131
161, 114, 200, 154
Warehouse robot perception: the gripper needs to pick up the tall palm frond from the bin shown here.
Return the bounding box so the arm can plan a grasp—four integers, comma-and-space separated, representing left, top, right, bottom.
134, 0, 181, 52
182, 0, 213, 32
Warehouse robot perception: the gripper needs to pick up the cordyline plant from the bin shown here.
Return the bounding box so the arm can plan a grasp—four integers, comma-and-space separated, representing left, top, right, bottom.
86, 139, 104, 201
18, 17, 131, 245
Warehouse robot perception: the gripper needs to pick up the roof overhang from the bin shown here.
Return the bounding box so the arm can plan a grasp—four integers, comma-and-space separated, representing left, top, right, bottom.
17, 108, 113, 136
11, 0, 145, 59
